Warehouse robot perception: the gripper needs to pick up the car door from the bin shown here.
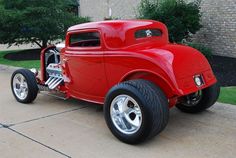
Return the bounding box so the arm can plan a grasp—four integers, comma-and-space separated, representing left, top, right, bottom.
63, 29, 108, 103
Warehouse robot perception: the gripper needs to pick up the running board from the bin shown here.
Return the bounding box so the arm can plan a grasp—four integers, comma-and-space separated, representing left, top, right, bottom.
38, 84, 68, 100
40, 91, 68, 100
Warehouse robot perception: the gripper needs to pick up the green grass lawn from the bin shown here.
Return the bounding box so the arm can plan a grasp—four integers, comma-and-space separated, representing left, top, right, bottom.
218, 87, 236, 105
0, 49, 235, 105
0, 50, 40, 69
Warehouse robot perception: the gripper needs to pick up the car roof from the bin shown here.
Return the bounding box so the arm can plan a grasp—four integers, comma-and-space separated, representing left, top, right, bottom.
68, 20, 160, 31
67, 20, 169, 49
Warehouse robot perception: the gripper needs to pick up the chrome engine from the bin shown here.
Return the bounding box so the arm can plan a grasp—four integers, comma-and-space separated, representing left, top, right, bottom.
45, 63, 63, 89
44, 44, 65, 90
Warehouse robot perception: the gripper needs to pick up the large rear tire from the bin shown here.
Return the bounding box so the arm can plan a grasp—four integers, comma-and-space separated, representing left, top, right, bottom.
176, 82, 220, 113
11, 69, 39, 104
104, 79, 169, 144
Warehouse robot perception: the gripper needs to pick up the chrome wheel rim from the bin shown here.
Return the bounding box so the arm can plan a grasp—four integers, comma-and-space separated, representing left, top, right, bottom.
13, 74, 28, 100
110, 95, 142, 135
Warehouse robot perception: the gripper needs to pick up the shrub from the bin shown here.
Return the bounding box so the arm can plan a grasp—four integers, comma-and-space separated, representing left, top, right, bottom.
186, 42, 212, 59
138, 0, 202, 43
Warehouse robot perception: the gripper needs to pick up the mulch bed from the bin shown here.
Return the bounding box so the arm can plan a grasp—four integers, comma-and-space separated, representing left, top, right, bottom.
4, 49, 41, 61
3, 49, 236, 86
209, 55, 236, 87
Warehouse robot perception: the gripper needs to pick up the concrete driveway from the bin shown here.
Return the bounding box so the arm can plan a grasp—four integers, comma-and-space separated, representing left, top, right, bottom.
0, 65, 236, 158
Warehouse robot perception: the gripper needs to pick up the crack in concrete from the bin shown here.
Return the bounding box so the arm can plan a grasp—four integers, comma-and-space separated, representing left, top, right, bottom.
10, 106, 88, 127
1, 123, 71, 157
0, 106, 89, 157
6, 126, 71, 158
0, 123, 10, 128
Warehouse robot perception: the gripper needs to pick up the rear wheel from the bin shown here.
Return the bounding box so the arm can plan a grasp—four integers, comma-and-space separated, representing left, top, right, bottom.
176, 82, 220, 113
11, 69, 39, 104
104, 79, 169, 144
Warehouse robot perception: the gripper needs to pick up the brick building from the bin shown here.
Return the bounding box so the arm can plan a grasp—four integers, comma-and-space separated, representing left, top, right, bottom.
78, 0, 236, 58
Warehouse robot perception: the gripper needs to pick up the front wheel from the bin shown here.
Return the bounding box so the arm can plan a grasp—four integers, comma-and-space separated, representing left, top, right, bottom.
176, 82, 220, 113
104, 80, 169, 144
11, 69, 39, 104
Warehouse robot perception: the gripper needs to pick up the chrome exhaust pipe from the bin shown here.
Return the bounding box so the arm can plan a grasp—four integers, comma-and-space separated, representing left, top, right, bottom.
45, 77, 53, 85
49, 78, 61, 89
50, 79, 63, 89
47, 77, 57, 86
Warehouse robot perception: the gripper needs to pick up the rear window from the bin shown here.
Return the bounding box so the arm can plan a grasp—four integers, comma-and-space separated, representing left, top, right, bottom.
135, 29, 162, 39
69, 31, 100, 47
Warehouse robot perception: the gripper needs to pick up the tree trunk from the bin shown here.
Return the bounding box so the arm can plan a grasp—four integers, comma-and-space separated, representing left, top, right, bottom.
42, 39, 48, 49
33, 40, 43, 48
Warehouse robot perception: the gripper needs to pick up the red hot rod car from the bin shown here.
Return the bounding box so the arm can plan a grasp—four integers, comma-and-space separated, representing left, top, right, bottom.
11, 20, 220, 144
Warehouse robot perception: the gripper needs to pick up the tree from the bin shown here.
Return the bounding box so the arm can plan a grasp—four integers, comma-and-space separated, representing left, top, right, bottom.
138, 0, 202, 43
0, 0, 89, 48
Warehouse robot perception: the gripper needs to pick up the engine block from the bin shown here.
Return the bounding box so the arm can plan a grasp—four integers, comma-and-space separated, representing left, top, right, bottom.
45, 63, 63, 89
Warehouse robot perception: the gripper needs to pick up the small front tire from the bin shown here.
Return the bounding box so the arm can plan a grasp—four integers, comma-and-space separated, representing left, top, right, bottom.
11, 69, 39, 104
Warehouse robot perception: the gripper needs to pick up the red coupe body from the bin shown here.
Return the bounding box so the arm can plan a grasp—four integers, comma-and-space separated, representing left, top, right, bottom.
11, 20, 219, 144
40, 20, 216, 107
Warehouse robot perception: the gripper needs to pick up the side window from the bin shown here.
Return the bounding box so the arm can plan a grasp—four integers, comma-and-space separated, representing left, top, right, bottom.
69, 31, 101, 47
